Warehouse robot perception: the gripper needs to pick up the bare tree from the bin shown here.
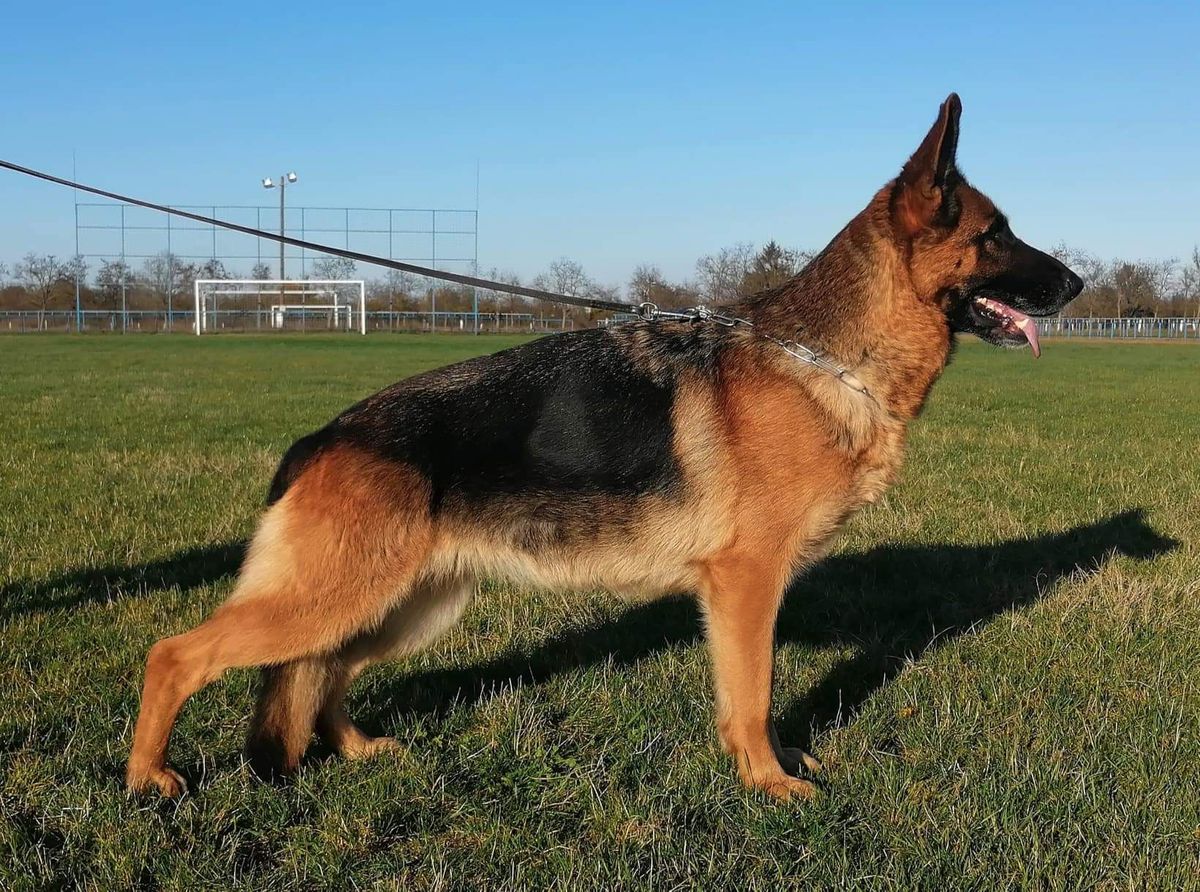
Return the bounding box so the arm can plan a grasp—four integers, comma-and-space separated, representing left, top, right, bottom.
479, 267, 527, 322
1148, 258, 1178, 316
196, 259, 229, 280
1179, 247, 1200, 320
628, 264, 663, 304
694, 243, 755, 304
1076, 253, 1114, 293
741, 241, 804, 294
246, 262, 272, 326
66, 255, 88, 296
95, 259, 132, 311
310, 256, 357, 281
1112, 259, 1175, 318
300, 257, 359, 325
384, 269, 420, 311
588, 282, 622, 307
175, 262, 200, 315
183, 259, 229, 312
1051, 252, 1182, 318
367, 269, 421, 322
141, 253, 174, 309
628, 263, 696, 310
1052, 248, 1114, 317
1049, 242, 1093, 272
1112, 262, 1138, 319
15, 253, 71, 328
534, 258, 591, 330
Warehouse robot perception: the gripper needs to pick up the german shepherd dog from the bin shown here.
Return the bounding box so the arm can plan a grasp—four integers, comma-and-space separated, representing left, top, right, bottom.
127, 94, 1082, 800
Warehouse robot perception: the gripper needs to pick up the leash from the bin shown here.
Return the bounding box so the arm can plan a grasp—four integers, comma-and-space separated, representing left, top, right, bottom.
0, 157, 871, 399
640, 303, 872, 397
0, 158, 628, 316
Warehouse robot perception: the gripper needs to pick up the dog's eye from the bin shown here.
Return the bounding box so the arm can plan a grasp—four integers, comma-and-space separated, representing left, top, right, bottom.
980, 227, 1008, 250
978, 215, 1012, 250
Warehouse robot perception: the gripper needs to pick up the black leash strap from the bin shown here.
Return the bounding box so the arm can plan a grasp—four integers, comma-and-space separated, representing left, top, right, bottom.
0, 158, 636, 316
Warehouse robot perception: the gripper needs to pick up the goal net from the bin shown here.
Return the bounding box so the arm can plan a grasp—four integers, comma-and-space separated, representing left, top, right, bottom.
193, 279, 366, 334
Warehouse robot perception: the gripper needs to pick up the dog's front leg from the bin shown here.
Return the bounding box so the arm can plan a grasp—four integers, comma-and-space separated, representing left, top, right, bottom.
700, 552, 816, 801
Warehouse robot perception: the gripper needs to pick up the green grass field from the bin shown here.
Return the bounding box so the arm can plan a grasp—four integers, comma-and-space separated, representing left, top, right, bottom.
2, 334, 1198, 890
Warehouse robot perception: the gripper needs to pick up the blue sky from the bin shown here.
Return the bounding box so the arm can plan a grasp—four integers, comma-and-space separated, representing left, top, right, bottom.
2, 0, 1197, 286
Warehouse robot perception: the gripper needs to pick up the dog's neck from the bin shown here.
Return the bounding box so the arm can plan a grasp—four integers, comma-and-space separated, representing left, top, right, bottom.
732, 188, 952, 419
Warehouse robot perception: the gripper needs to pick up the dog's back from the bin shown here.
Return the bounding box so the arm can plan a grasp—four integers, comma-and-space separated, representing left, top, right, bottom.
270, 324, 720, 525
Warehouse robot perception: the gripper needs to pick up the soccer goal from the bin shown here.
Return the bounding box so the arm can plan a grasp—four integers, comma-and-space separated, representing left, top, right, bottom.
193, 279, 366, 334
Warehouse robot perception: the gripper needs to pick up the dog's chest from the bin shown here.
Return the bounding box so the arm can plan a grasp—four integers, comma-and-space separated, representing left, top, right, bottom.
713, 375, 905, 535
848, 420, 907, 506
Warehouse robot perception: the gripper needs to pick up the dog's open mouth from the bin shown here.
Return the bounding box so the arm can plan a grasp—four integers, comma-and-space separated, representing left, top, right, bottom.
971, 296, 1041, 358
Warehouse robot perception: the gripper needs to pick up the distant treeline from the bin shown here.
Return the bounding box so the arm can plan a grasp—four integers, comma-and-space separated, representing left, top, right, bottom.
2, 241, 1198, 321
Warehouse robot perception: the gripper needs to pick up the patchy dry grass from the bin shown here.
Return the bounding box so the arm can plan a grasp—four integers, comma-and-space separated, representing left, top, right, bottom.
2, 334, 1198, 890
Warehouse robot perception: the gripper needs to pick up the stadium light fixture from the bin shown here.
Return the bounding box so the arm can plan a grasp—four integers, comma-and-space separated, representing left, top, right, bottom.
261, 171, 298, 279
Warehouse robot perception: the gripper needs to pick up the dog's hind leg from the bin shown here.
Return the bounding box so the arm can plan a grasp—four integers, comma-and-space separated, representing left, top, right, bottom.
699, 551, 816, 802
240, 575, 473, 775
244, 657, 339, 779
315, 574, 475, 760
125, 450, 434, 797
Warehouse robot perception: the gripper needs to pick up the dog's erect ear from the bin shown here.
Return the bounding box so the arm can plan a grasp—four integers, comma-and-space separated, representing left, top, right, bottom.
894, 93, 963, 234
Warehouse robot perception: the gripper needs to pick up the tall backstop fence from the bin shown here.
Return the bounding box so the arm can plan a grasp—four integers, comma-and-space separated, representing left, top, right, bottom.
2, 312, 1199, 339
75, 201, 478, 281
54, 199, 482, 331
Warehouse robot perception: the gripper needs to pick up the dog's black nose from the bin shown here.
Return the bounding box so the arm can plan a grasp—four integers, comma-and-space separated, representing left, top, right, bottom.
1063, 269, 1084, 298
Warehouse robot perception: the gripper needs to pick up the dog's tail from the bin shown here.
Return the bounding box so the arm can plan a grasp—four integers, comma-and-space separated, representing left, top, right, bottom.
267, 429, 333, 505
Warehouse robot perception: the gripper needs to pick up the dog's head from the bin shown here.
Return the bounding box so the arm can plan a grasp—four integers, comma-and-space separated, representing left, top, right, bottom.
890, 94, 1083, 356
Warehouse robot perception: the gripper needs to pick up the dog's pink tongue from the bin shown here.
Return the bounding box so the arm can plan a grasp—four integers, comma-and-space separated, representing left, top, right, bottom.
1006, 307, 1041, 358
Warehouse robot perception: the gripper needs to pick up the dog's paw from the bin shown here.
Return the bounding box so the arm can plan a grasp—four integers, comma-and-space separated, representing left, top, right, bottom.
127, 764, 188, 798
754, 773, 818, 802
779, 747, 824, 776
341, 735, 401, 761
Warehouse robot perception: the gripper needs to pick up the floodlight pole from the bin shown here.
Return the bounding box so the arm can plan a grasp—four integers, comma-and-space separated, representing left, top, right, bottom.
262, 172, 298, 281
278, 177, 286, 280
72, 151, 81, 333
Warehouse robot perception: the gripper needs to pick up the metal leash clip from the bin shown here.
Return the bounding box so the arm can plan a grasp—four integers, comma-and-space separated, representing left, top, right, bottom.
697, 306, 751, 327
636, 302, 709, 323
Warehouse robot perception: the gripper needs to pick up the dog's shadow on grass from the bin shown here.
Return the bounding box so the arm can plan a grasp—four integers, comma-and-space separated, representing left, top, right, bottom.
357, 508, 1177, 748
0, 541, 247, 621
4, 508, 1176, 763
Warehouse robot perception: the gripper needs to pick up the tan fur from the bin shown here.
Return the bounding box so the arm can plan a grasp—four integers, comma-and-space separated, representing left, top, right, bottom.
127, 95, 1022, 801
126, 448, 435, 795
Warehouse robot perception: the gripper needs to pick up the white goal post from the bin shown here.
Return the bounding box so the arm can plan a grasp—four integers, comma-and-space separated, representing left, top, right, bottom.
193, 279, 366, 334
269, 304, 356, 330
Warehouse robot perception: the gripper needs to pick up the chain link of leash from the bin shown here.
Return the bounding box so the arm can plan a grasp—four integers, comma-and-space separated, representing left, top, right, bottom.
634, 302, 872, 399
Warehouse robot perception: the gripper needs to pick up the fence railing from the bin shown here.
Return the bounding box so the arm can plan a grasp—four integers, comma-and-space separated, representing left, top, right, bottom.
0, 309, 573, 334
2, 311, 1199, 339
1037, 316, 1199, 339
